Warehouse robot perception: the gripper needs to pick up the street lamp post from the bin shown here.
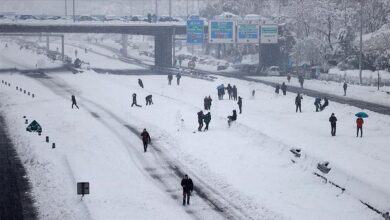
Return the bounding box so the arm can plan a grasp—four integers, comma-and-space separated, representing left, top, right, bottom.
73, 0, 76, 22
359, 0, 363, 84
65, 0, 68, 16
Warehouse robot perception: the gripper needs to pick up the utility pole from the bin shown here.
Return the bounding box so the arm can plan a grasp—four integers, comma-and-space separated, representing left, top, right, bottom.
73, 0, 76, 22
359, 0, 363, 84
155, 0, 158, 23
65, 0, 68, 16
169, 0, 172, 17
187, 0, 189, 18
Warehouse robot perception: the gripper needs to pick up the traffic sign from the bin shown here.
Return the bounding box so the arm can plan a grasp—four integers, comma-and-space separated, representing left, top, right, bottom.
187, 19, 204, 45
209, 20, 235, 44
237, 21, 259, 44
260, 24, 278, 44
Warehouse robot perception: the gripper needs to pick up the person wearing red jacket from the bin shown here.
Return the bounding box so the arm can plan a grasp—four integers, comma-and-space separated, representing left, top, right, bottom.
356, 117, 364, 137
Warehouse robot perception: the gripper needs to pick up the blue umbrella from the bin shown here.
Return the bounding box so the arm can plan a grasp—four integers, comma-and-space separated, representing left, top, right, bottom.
355, 112, 369, 118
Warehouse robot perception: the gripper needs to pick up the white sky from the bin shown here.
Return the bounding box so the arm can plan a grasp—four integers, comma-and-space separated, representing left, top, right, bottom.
0, 0, 206, 16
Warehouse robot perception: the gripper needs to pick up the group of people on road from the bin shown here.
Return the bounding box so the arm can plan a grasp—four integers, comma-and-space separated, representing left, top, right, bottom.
226, 84, 238, 100
168, 72, 182, 85
314, 97, 329, 112
275, 82, 288, 95
197, 110, 212, 131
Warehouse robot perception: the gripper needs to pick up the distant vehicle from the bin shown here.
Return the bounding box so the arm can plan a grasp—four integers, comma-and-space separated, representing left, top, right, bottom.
214, 12, 241, 21
105, 15, 124, 22
17, 15, 36, 20
130, 15, 147, 22
158, 16, 180, 22
264, 66, 281, 76
76, 15, 99, 22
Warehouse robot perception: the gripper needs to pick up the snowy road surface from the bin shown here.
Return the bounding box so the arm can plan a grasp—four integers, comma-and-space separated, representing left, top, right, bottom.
1, 40, 388, 219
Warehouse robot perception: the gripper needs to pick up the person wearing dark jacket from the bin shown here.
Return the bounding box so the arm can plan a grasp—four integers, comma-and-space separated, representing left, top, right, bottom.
356, 117, 364, 137
281, 82, 287, 95
329, 113, 337, 136
207, 96, 212, 110
71, 95, 79, 109
181, 174, 193, 206
314, 97, 322, 112
197, 111, 204, 131
203, 112, 211, 131
176, 73, 182, 85
343, 82, 348, 96
237, 96, 243, 114
227, 84, 233, 100
145, 95, 153, 105
275, 84, 280, 94
138, 78, 144, 88
232, 85, 238, 100
140, 128, 151, 152
321, 97, 329, 111
295, 94, 303, 113
203, 96, 208, 110
168, 73, 173, 85
131, 93, 142, 107
228, 110, 237, 127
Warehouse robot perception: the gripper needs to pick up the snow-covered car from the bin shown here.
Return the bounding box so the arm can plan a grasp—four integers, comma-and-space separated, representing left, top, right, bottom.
264, 66, 281, 76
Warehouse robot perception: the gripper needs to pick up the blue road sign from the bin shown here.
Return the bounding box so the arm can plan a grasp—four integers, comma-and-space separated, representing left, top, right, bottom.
187, 19, 204, 45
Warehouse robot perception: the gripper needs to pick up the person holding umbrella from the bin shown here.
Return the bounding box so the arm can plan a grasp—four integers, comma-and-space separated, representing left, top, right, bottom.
355, 112, 368, 137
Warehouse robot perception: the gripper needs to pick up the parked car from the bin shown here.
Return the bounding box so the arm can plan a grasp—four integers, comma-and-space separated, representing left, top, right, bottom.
264, 66, 281, 76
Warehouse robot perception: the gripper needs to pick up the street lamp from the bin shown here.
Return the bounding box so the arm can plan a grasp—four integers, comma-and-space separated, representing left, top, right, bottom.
73, 0, 76, 22
359, 0, 363, 84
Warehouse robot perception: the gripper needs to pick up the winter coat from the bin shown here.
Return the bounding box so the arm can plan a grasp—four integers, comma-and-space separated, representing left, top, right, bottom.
329, 115, 337, 125
168, 74, 173, 80
314, 97, 321, 105
197, 111, 204, 122
343, 83, 347, 90
275, 85, 280, 93
295, 95, 302, 105
176, 73, 181, 79
203, 113, 211, 124
132, 93, 137, 102
181, 178, 194, 192
138, 79, 144, 88
356, 118, 364, 128
71, 95, 76, 102
281, 83, 287, 92
229, 111, 237, 121
237, 98, 242, 106
141, 131, 151, 143
232, 86, 237, 96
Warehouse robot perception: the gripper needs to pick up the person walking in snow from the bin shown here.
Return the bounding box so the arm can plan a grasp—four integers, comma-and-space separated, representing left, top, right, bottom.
295, 94, 303, 113
197, 110, 204, 131
131, 93, 142, 107
356, 117, 364, 137
287, 73, 291, 83
71, 95, 79, 109
138, 78, 144, 88
237, 96, 243, 114
314, 97, 322, 112
321, 97, 329, 111
203, 96, 208, 110
298, 75, 304, 89
227, 110, 237, 127
252, 89, 255, 97
207, 96, 212, 110
227, 84, 233, 100
203, 112, 211, 131
232, 85, 238, 101
329, 113, 337, 136
168, 73, 173, 85
181, 174, 193, 206
140, 128, 151, 152
176, 72, 182, 85
343, 82, 348, 96
145, 95, 153, 105
275, 84, 280, 94
75, 49, 78, 58
281, 82, 287, 95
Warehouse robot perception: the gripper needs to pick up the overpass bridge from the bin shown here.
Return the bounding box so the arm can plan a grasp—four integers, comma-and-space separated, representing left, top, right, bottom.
0, 23, 188, 67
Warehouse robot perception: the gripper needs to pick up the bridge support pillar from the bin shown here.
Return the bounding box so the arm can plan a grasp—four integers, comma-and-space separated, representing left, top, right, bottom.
61, 35, 65, 62
121, 34, 128, 57
46, 35, 50, 51
155, 34, 173, 68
